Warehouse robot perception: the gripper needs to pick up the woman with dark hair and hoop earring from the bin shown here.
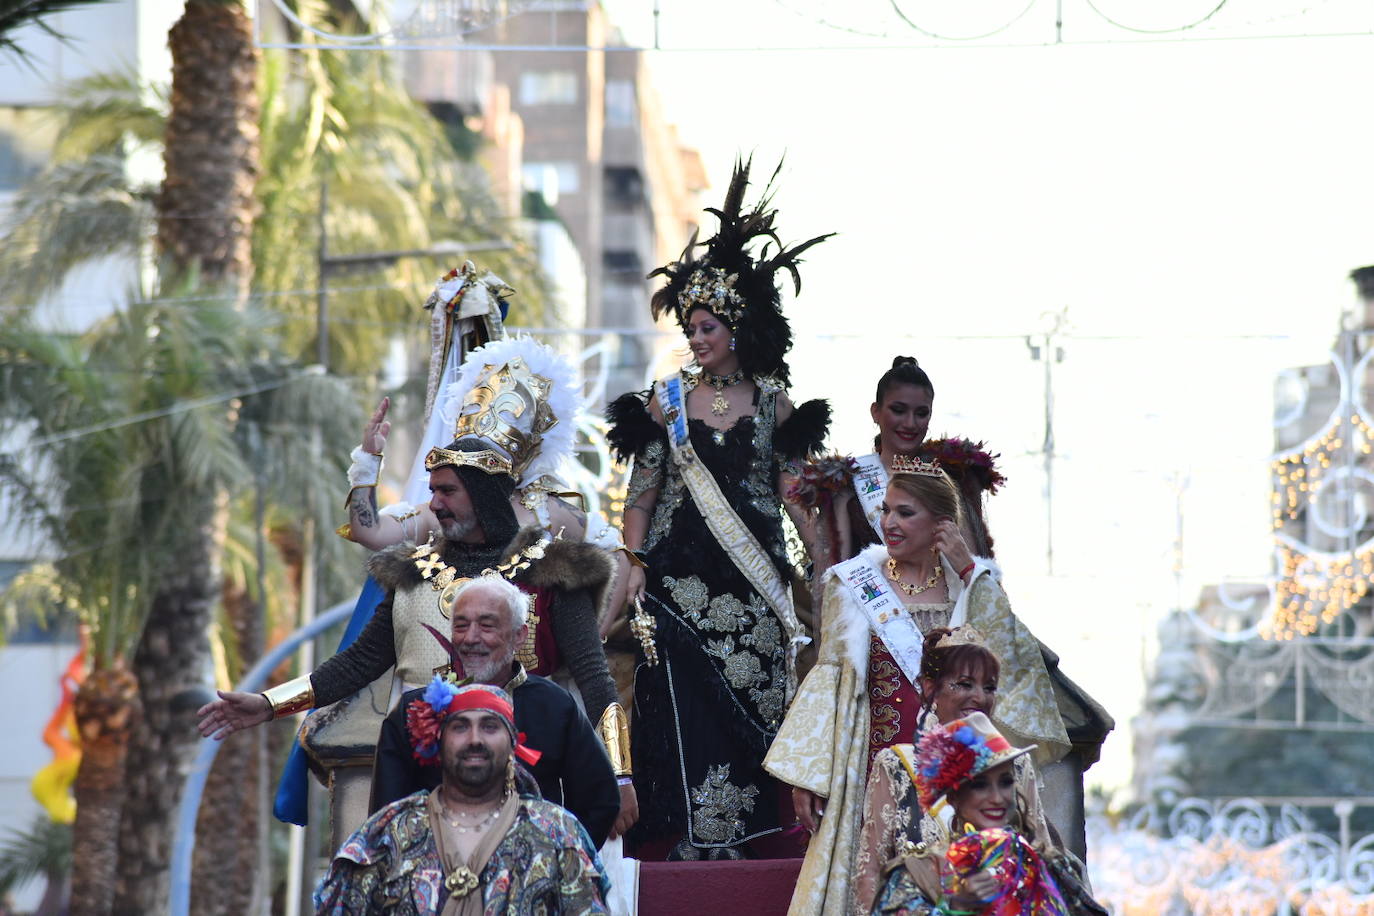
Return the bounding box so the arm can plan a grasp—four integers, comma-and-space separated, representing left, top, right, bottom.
788, 356, 1006, 581
765, 466, 1067, 915
605, 159, 832, 861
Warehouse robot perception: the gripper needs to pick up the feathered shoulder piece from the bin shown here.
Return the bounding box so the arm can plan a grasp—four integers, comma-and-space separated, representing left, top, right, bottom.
648, 157, 834, 387
774, 397, 831, 462
605, 390, 664, 463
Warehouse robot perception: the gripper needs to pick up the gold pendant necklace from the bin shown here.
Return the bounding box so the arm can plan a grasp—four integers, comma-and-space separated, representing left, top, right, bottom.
703, 368, 745, 417
886, 556, 943, 596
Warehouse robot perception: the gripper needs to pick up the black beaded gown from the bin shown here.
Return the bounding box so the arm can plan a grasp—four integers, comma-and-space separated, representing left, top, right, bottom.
608, 377, 828, 859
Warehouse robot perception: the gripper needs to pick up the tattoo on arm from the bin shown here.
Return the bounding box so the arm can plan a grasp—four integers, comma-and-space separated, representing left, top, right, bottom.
350, 487, 378, 529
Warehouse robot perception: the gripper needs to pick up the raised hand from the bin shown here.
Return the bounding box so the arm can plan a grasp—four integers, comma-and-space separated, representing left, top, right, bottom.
933, 518, 973, 579
363, 396, 392, 455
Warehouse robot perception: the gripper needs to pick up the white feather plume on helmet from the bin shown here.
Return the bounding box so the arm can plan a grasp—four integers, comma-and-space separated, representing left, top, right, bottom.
436, 335, 584, 488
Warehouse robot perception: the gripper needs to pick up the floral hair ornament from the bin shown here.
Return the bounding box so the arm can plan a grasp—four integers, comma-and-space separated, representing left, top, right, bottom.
913, 711, 1034, 814
919, 437, 1007, 494
406, 680, 544, 768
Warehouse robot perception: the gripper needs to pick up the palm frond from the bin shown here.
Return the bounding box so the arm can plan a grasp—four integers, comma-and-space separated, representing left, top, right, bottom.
0, 154, 153, 308
0, 0, 114, 60
50, 70, 167, 161
0, 813, 71, 893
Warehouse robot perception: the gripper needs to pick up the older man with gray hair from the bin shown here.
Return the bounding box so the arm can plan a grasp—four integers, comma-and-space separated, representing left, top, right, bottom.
369, 575, 622, 847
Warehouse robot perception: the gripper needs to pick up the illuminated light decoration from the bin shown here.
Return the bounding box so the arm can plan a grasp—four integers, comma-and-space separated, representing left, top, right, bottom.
1264, 343, 1374, 639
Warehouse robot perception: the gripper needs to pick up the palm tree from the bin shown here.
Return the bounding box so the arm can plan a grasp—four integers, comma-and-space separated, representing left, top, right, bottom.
0, 291, 360, 914
0, 7, 557, 908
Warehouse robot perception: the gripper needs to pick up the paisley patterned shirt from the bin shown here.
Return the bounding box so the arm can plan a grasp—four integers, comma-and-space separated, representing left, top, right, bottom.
313, 792, 610, 915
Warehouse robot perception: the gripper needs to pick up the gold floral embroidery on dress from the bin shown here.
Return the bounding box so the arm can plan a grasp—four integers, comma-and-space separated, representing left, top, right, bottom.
665, 574, 710, 621
704, 593, 747, 632
707, 637, 767, 689
690, 764, 759, 845
741, 609, 781, 656
663, 579, 787, 729
870, 704, 900, 745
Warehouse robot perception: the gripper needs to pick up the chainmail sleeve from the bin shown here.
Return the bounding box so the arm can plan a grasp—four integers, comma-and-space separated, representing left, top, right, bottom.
309, 591, 398, 708
624, 439, 666, 509
549, 586, 619, 724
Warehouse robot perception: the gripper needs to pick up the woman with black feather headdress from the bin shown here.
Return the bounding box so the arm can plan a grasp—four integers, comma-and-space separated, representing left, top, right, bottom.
605, 159, 833, 860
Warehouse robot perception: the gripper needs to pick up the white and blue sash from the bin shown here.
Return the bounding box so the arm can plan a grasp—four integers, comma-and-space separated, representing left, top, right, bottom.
654, 375, 801, 675
850, 452, 889, 540
835, 549, 966, 685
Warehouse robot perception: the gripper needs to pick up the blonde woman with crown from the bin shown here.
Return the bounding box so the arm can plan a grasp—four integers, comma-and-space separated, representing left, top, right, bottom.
764, 462, 1069, 916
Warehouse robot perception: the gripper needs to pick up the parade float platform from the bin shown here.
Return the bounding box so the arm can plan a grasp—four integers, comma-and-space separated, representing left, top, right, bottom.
638, 858, 803, 915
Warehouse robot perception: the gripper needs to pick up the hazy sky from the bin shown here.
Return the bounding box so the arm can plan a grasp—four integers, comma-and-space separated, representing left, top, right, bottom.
618, 7, 1374, 793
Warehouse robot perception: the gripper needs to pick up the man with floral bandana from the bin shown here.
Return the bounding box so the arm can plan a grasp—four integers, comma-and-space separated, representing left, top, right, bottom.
315, 682, 610, 916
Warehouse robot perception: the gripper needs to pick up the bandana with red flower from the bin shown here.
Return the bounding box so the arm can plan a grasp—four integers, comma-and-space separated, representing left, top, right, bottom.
405, 677, 543, 768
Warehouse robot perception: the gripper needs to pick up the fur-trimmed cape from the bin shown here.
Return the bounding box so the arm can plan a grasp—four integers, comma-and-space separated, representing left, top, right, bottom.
367, 527, 616, 617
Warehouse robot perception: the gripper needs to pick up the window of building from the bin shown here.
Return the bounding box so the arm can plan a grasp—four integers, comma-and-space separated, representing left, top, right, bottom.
522, 162, 581, 197
605, 80, 637, 128
605, 166, 644, 206
604, 249, 642, 274
519, 71, 578, 106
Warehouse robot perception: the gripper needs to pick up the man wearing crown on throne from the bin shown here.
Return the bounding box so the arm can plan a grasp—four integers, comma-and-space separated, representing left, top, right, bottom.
197, 337, 635, 848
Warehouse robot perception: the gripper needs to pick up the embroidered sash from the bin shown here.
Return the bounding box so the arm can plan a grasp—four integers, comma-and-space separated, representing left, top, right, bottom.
654, 376, 800, 652
851, 452, 888, 539
836, 552, 967, 686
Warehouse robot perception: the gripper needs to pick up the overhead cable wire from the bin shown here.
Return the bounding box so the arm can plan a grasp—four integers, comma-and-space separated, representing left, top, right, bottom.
1, 370, 323, 454
887, 0, 1040, 40
1080, 0, 1230, 33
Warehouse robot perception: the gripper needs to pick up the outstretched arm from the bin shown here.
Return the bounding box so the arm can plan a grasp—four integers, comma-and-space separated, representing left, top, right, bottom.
196, 591, 399, 739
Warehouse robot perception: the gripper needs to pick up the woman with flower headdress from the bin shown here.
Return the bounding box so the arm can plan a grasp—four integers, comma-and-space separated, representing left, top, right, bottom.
764, 467, 1068, 915
867, 712, 1104, 916
605, 159, 832, 859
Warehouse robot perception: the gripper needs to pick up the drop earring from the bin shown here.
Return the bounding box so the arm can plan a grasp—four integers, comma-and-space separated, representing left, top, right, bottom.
729, 337, 736, 352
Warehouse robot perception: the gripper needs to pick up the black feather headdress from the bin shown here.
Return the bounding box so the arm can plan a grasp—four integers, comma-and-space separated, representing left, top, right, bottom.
649, 157, 833, 387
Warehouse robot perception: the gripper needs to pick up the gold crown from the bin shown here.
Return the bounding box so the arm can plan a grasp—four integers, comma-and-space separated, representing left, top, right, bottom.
426, 357, 558, 478
890, 454, 943, 477
934, 624, 986, 650
678, 267, 745, 325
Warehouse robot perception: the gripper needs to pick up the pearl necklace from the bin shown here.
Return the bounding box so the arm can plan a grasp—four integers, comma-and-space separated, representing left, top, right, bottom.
440, 799, 503, 833
886, 557, 943, 596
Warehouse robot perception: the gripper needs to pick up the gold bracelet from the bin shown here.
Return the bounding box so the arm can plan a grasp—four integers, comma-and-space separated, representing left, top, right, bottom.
616, 546, 649, 569
597, 703, 632, 777
261, 675, 314, 719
